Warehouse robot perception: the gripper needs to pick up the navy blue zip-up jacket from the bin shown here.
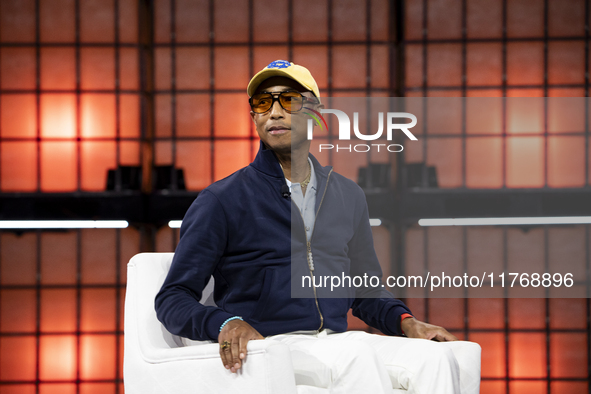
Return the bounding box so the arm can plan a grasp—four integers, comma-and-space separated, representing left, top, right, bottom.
155, 143, 412, 341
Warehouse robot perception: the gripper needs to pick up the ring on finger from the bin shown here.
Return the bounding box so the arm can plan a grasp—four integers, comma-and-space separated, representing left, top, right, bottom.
220, 340, 231, 351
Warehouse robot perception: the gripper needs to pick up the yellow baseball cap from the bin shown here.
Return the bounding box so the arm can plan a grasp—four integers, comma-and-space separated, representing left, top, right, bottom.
247, 60, 320, 100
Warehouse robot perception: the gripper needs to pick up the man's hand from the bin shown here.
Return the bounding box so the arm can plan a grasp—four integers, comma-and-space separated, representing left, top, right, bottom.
218, 319, 264, 373
401, 317, 458, 342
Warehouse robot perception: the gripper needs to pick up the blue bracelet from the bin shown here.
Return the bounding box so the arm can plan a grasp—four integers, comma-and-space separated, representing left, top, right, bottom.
219, 316, 243, 332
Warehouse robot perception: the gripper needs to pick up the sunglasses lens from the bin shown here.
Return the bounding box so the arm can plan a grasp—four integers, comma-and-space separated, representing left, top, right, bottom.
250, 91, 306, 113
280, 91, 303, 112
251, 94, 273, 113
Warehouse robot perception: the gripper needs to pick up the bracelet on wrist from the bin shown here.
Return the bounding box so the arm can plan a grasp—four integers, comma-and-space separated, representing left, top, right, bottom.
219, 316, 243, 332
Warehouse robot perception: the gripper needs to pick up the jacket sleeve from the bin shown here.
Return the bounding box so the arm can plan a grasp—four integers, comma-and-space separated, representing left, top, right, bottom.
348, 189, 412, 336
155, 190, 235, 341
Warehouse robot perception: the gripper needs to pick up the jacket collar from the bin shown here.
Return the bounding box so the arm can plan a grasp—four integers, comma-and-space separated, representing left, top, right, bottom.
250, 141, 333, 181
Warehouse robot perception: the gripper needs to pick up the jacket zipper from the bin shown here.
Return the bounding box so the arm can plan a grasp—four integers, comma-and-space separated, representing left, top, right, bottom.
297, 168, 333, 332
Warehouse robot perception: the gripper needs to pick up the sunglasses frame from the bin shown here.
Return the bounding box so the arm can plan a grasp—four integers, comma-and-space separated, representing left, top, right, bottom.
249, 90, 319, 114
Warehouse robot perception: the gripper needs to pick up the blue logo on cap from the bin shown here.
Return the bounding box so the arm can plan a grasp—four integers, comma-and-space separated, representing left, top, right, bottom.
266, 60, 291, 69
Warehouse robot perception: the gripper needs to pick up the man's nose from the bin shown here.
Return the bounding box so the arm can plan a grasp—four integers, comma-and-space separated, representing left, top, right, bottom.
269, 99, 285, 119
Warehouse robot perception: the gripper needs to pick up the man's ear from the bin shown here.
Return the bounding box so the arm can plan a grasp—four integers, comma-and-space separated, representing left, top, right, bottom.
316, 102, 325, 111
249, 111, 256, 122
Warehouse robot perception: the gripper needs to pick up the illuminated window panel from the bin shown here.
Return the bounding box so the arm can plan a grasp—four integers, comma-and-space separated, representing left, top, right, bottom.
470, 332, 506, 378
213, 0, 248, 43
466, 0, 502, 39
467, 299, 504, 330
508, 299, 546, 330
175, 48, 210, 91
427, 299, 465, 329
80, 48, 116, 91
39, 335, 77, 381
509, 381, 547, 394
426, 137, 463, 188
0, 233, 37, 285
213, 94, 251, 138
0, 0, 36, 43
509, 332, 547, 379
465, 137, 503, 188
154, 48, 173, 91
39, 384, 77, 394
40, 289, 77, 333
0, 48, 36, 90
0, 141, 37, 192
173, 0, 210, 43
214, 47, 250, 90
550, 382, 589, 393
39, 0, 75, 42
40, 232, 78, 285
81, 141, 117, 191
292, 46, 329, 90
427, 44, 463, 87
507, 228, 545, 274
40, 148, 75, 193
80, 335, 117, 380
507, 0, 544, 38
214, 140, 252, 181
550, 333, 588, 378
253, 0, 288, 43
0, 336, 37, 381
0, 94, 37, 138
0, 290, 36, 334
176, 141, 212, 190
41, 48, 77, 90
549, 298, 587, 330
175, 94, 211, 137
80, 383, 117, 394
480, 381, 506, 394
81, 229, 118, 284
119, 95, 141, 138
119, 49, 139, 90
333, 46, 368, 89
40, 94, 77, 139
80, 0, 115, 43
292, 0, 328, 42
155, 94, 173, 137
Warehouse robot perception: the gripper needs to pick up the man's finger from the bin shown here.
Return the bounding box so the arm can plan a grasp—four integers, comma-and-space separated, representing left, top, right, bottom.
230, 334, 241, 372
219, 337, 231, 369
438, 330, 458, 342
239, 336, 248, 361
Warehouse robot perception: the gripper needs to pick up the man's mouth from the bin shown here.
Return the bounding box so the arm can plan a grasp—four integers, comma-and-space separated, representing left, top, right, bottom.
267, 126, 290, 135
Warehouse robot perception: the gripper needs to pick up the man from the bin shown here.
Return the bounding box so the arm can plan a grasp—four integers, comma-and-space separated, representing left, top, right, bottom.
156, 60, 471, 393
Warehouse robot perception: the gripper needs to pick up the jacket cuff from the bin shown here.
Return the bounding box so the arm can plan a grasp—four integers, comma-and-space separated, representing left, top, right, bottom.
385, 306, 413, 336
204, 309, 236, 340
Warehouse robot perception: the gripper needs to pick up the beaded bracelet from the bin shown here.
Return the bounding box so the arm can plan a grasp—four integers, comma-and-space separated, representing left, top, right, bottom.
219, 316, 243, 332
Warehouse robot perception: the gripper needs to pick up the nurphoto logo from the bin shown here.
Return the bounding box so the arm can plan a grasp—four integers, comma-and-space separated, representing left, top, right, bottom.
304, 108, 418, 153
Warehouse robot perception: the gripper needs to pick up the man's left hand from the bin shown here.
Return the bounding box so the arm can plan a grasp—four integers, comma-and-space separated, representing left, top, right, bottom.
400, 317, 458, 341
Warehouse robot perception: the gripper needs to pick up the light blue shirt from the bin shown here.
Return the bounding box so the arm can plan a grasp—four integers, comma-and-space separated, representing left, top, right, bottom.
285, 157, 317, 241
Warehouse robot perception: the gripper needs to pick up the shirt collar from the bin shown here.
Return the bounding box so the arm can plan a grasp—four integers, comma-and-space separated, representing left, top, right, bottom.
285, 157, 316, 191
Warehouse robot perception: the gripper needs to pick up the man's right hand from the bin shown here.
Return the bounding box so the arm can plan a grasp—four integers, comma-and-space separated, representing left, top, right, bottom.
218, 319, 264, 373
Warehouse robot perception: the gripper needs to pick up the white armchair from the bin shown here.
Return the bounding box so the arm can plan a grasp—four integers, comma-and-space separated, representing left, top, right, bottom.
123, 253, 481, 394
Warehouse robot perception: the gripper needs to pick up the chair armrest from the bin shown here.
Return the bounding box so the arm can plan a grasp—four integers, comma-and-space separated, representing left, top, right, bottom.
141, 338, 287, 363
125, 337, 298, 394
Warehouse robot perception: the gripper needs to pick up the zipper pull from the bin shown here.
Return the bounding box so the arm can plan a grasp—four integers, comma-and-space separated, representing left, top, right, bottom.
307, 241, 314, 271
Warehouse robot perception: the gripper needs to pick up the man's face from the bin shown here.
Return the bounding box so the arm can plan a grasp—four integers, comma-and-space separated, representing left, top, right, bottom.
250, 76, 319, 155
